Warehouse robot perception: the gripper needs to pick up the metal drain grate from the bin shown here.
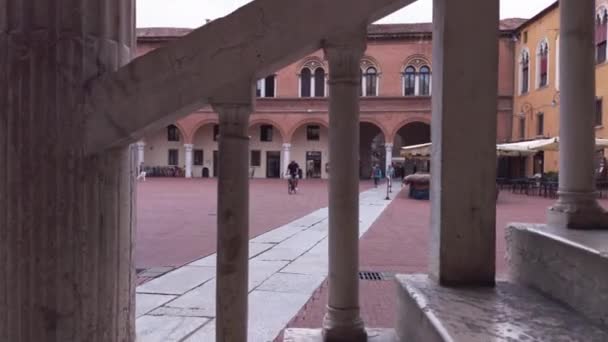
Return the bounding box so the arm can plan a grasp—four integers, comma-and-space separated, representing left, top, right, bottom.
359, 271, 386, 281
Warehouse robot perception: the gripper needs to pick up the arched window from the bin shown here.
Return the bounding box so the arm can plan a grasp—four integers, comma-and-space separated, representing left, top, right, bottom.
167, 124, 180, 142
537, 40, 549, 88
596, 9, 608, 63
314, 68, 325, 97
521, 50, 530, 94
419, 66, 431, 96
363, 67, 378, 96
403, 66, 416, 96
300, 67, 312, 97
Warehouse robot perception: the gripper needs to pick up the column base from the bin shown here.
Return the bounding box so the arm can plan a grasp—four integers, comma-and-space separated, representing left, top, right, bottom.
548, 191, 608, 229
284, 328, 396, 342
321, 307, 367, 342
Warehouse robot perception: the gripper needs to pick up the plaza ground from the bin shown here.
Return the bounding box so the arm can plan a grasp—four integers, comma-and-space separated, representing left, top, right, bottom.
136, 178, 608, 337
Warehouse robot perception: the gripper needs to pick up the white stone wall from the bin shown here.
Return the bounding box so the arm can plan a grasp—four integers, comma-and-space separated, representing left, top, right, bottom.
143, 127, 186, 169
291, 125, 330, 179
191, 124, 219, 177
249, 124, 284, 178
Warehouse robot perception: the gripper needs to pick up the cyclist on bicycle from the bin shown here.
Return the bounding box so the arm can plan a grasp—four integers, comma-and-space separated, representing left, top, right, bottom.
286, 160, 300, 192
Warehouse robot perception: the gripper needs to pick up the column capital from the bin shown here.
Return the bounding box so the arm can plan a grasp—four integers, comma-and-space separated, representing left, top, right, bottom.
210, 81, 256, 111
385, 143, 394, 149
323, 28, 367, 83
184, 143, 194, 151
282, 143, 292, 150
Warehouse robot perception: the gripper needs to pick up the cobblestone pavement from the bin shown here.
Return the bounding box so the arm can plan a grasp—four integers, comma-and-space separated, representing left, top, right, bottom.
279, 187, 608, 337
136, 178, 373, 284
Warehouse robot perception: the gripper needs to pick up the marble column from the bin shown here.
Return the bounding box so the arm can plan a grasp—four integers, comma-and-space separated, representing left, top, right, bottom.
547, 0, 608, 229
430, 0, 499, 286
211, 83, 254, 342
282, 143, 292, 178
385, 143, 394, 177
0, 1, 136, 341
322, 30, 367, 342
136, 141, 146, 171
184, 144, 194, 178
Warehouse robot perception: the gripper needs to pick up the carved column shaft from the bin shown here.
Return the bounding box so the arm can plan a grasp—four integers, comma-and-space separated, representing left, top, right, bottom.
0, 1, 136, 341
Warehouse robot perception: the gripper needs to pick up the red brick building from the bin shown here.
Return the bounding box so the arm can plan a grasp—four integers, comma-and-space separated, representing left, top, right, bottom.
136, 19, 524, 179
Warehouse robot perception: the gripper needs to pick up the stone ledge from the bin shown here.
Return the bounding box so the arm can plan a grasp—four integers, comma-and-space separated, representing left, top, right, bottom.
396, 273, 608, 342
506, 223, 608, 327
284, 328, 396, 341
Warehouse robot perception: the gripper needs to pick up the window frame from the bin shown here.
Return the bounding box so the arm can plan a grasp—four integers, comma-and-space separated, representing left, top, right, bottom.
306, 125, 321, 141
536, 112, 544, 136
193, 149, 204, 166
418, 66, 431, 96
250, 150, 261, 167
403, 66, 416, 96
168, 149, 179, 166
260, 125, 274, 142
597, 97, 604, 127
167, 125, 180, 142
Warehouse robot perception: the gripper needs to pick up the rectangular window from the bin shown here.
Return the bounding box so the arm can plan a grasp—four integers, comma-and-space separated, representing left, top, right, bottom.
265, 76, 276, 98
306, 125, 320, 141
519, 117, 525, 140
597, 98, 604, 126
167, 125, 180, 141
213, 124, 219, 141
523, 31, 528, 44
256, 79, 263, 97
522, 66, 529, 94
168, 149, 179, 166
260, 125, 273, 142
598, 41, 607, 64
194, 149, 203, 166
536, 113, 544, 136
250, 150, 261, 167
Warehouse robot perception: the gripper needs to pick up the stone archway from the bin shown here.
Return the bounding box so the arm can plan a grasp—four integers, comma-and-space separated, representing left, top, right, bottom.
393, 121, 431, 177
248, 121, 285, 178
360, 122, 386, 179
192, 122, 220, 177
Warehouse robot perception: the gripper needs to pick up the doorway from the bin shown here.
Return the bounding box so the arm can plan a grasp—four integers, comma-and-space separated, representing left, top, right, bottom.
306, 151, 322, 179
213, 151, 219, 177
266, 151, 281, 178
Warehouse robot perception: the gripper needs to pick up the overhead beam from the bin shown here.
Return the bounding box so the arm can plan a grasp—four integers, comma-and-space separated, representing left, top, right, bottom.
84, 0, 416, 154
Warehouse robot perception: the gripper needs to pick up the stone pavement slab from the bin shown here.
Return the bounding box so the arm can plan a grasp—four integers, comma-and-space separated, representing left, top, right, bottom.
136, 315, 209, 342
137, 266, 216, 295
136, 293, 177, 317
136, 186, 393, 341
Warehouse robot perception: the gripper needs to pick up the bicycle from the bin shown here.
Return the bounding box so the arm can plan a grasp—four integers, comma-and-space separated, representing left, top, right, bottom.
287, 174, 298, 194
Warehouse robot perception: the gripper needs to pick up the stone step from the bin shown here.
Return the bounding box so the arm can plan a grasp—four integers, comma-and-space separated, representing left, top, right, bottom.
396, 274, 608, 342
506, 223, 608, 327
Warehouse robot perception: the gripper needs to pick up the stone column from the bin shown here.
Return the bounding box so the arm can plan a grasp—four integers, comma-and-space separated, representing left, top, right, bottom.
211, 83, 254, 342
282, 143, 292, 178
322, 30, 367, 342
184, 144, 194, 178
385, 143, 394, 177
547, 0, 608, 229
137, 141, 146, 171
430, 0, 499, 286
0, 1, 136, 341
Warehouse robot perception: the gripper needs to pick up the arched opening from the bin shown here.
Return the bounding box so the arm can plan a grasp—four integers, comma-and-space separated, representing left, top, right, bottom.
393, 122, 431, 178
300, 67, 312, 97
360, 122, 385, 179
403, 66, 416, 96
419, 66, 431, 96
192, 123, 220, 177
314, 67, 325, 97
290, 122, 329, 179
363, 67, 378, 96
141, 124, 187, 177
249, 122, 284, 178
